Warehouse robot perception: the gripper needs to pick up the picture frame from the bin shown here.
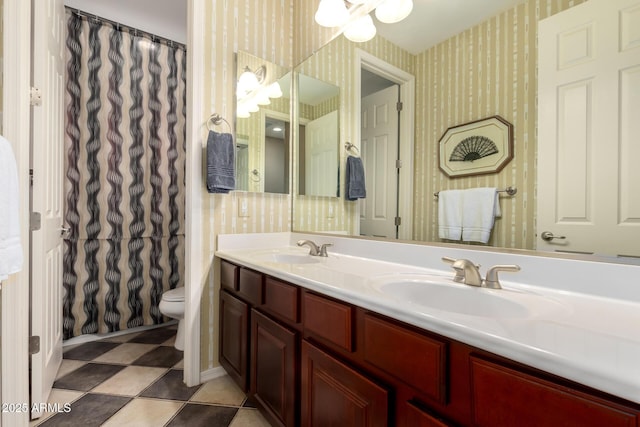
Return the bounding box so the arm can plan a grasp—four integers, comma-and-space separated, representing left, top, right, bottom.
438, 115, 514, 178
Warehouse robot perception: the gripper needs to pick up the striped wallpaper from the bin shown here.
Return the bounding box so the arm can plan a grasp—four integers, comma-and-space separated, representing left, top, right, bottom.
198, 0, 294, 371
414, 0, 588, 250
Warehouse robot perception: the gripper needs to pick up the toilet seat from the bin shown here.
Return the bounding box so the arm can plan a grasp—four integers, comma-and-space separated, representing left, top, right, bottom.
162, 287, 185, 302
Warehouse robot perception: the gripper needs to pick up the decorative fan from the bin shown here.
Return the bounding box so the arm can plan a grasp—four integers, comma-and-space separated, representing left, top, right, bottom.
449, 136, 499, 162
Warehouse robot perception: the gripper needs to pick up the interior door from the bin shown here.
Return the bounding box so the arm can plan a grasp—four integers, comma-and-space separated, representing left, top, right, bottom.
30, 0, 65, 418
359, 85, 399, 238
537, 0, 640, 257
305, 110, 339, 197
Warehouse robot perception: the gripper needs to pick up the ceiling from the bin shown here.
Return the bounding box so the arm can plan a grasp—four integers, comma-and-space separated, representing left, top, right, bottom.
373, 0, 527, 55
63, 0, 187, 44
64, 1, 527, 55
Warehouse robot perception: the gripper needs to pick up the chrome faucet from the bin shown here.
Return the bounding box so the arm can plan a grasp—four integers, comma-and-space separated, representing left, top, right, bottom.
443, 257, 520, 289
450, 259, 484, 286
297, 240, 332, 257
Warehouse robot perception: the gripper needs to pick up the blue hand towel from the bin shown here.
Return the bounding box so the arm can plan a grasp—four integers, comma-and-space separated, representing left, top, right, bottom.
346, 155, 366, 201
206, 130, 235, 194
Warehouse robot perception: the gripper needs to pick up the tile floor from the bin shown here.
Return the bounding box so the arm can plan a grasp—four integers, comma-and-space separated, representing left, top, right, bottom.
31, 325, 270, 427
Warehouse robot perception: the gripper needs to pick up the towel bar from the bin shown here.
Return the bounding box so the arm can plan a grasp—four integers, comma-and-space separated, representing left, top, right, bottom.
434, 186, 517, 199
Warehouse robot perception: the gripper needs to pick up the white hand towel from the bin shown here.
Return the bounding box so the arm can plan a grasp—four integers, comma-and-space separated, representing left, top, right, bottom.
438, 189, 463, 241
0, 135, 23, 280
462, 187, 498, 244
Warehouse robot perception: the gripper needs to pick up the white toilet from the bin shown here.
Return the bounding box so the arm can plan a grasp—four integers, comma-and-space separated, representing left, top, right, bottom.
159, 287, 185, 351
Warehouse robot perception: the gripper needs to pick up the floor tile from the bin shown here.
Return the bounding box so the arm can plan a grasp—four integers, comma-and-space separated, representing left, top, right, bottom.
63, 341, 121, 361
100, 331, 142, 343
55, 360, 87, 380
54, 363, 125, 392
38, 393, 130, 427
30, 389, 84, 427
92, 366, 168, 396
132, 346, 183, 368
139, 369, 201, 401
167, 403, 237, 427
101, 398, 183, 427
191, 375, 246, 406
173, 359, 184, 369
127, 326, 177, 344
242, 398, 257, 409
229, 408, 271, 427
93, 343, 158, 365
162, 335, 177, 347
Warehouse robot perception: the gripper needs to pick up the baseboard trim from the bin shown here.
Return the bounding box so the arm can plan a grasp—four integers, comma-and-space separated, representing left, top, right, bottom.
199, 366, 226, 383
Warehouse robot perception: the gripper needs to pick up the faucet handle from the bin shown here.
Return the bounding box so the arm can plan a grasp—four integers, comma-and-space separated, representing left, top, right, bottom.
484, 265, 521, 289
319, 243, 333, 257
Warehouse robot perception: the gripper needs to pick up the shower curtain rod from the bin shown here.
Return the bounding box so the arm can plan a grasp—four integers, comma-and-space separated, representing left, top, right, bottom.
65, 6, 186, 51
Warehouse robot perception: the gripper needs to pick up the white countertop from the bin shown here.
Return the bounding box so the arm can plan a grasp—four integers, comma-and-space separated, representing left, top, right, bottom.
216, 232, 640, 404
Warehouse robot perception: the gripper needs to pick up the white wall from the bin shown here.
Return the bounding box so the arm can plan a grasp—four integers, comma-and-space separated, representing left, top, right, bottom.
63, 0, 186, 44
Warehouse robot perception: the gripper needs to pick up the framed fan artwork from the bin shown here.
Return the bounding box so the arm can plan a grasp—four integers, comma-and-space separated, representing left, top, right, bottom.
438, 115, 514, 178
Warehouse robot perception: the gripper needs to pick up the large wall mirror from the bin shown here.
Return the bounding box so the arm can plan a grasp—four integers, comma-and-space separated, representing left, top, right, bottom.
291, 0, 640, 263
236, 50, 291, 194
297, 73, 340, 197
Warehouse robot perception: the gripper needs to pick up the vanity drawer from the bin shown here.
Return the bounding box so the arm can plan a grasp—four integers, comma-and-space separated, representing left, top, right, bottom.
303, 291, 354, 352
264, 277, 299, 324
238, 267, 263, 306
363, 314, 447, 404
220, 260, 238, 291
470, 356, 639, 427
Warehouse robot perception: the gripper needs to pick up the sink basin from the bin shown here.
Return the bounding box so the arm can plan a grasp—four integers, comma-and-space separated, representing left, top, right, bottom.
255, 252, 321, 265
377, 279, 531, 318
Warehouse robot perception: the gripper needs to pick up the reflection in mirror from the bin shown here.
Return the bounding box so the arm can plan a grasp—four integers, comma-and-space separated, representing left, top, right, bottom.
235, 51, 290, 194
297, 74, 340, 197
291, 0, 640, 263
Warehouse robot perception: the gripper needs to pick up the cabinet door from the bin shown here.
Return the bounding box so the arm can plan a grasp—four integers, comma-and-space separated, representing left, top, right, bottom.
219, 290, 249, 391
251, 309, 297, 427
301, 340, 388, 427
470, 356, 639, 427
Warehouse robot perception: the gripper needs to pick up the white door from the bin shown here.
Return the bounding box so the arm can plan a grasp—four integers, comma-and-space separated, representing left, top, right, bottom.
537, 0, 640, 257
30, 0, 65, 418
359, 85, 399, 238
305, 110, 339, 197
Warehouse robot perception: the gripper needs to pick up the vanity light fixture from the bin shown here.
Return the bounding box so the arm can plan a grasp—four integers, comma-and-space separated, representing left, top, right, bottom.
236, 65, 283, 118
314, 0, 413, 43
272, 126, 283, 132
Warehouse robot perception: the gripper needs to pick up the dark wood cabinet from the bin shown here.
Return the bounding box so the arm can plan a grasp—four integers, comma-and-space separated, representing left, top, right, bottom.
469, 356, 639, 427
219, 290, 249, 391
218, 259, 640, 427
251, 309, 298, 427
301, 340, 389, 427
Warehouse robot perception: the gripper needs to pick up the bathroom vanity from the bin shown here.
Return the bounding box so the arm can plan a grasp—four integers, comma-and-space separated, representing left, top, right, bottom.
216, 232, 640, 427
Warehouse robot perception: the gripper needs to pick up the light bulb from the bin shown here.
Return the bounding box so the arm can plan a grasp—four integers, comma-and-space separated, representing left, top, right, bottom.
255, 90, 271, 106
315, 0, 349, 27
375, 0, 413, 24
238, 67, 260, 93
267, 82, 283, 98
344, 14, 376, 43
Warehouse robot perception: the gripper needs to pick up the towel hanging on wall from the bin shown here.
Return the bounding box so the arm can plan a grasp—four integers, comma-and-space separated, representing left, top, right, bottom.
345, 155, 366, 200
0, 135, 23, 280
206, 130, 235, 193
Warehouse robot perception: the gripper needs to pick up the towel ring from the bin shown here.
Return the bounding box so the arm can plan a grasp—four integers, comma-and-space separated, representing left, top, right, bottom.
345, 142, 360, 155
207, 114, 232, 132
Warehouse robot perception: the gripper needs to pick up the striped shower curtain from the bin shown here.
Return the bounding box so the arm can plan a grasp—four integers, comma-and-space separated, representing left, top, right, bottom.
63, 11, 186, 339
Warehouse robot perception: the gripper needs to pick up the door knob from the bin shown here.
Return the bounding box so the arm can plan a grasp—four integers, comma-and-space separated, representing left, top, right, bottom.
60, 226, 70, 238
540, 231, 566, 241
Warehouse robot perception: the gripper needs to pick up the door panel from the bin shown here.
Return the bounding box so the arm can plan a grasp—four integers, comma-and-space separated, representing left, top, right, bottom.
537, 0, 640, 257
360, 85, 399, 239
30, 0, 65, 418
